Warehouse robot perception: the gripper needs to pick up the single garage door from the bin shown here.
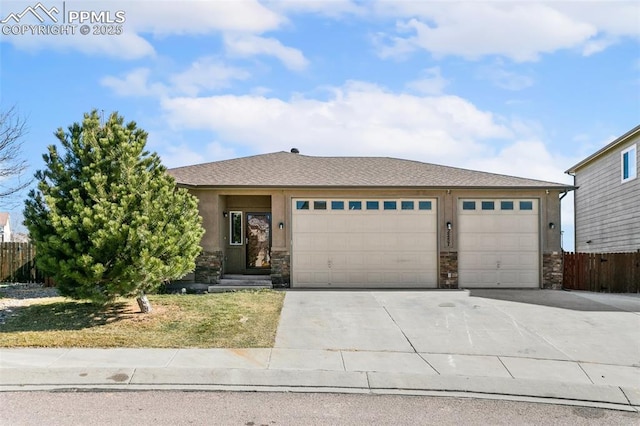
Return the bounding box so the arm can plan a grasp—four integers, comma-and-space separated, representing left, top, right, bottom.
458, 199, 539, 288
292, 198, 438, 288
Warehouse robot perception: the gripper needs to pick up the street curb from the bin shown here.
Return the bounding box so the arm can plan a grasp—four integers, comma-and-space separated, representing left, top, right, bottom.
1, 367, 638, 412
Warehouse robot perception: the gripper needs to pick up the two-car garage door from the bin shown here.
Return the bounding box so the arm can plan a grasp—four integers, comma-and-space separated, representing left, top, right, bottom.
291, 197, 540, 289
291, 198, 438, 288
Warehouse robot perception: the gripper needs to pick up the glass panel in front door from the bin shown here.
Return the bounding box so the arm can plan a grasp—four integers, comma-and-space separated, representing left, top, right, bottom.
246, 213, 271, 268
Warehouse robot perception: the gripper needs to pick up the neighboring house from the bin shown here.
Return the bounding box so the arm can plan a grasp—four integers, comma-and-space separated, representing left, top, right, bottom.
168, 151, 572, 290
0, 212, 11, 242
566, 125, 640, 253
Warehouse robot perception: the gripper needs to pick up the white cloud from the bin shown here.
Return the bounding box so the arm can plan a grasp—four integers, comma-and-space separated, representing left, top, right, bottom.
2, 31, 155, 60
101, 58, 250, 98
101, 68, 168, 97
406, 67, 449, 95
224, 34, 309, 71
1, 0, 285, 59
160, 81, 511, 160
124, 0, 284, 34
477, 62, 534, 91
265, 0, 367, 18
169, 58, 251, 96
374, 2, 605, 62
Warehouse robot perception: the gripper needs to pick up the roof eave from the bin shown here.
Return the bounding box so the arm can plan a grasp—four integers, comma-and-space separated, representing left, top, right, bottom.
566, 124, 640, 174
175, 183, 575, 191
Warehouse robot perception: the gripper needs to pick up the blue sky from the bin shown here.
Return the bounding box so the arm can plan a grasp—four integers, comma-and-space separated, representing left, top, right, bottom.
1, 0, 639, 249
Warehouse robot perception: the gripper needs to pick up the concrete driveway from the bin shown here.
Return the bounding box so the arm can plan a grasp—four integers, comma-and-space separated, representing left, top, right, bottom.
275, 290, 640, 368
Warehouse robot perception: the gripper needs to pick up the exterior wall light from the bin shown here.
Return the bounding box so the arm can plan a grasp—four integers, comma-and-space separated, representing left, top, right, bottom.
446, 221, 452, 230
279, 222, 284, 229
549, 222, 555, 229
223, 211, 228, 218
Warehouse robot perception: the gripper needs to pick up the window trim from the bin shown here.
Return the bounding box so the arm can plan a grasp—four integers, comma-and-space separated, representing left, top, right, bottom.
621, 144, 637, 183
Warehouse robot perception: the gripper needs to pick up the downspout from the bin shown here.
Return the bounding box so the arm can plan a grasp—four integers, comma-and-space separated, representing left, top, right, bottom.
565, 171, 576, 253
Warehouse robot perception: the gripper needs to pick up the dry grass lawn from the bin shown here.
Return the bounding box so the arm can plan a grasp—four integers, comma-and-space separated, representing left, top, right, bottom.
0, 291, 285, 348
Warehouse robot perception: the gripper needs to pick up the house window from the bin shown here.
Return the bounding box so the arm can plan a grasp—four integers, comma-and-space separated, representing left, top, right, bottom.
331, 201, 344, 210
418, 201, 432, 210
481, 201, 495, 210
384, 201, 397, 210
501, 201, 514, 210
622, 144, 637, 183
349, 201, 362, 210
230, 211, 243, 245
366, 201, 379, 210
519, 201, 533, 210
314, 201, 327, 210
401, 201, 414, 210
296, 201, 309, 210
462, 201, 476, 210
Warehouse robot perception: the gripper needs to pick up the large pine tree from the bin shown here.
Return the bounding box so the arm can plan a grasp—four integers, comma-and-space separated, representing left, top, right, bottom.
24, 110, 204, 304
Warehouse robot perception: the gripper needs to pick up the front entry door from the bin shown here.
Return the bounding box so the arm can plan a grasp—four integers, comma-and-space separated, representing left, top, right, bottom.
246, 213, 271, 269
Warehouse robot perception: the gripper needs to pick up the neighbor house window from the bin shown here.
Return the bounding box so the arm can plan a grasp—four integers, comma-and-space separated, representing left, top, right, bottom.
230, 211, 243, 245
622, 144, 637, 183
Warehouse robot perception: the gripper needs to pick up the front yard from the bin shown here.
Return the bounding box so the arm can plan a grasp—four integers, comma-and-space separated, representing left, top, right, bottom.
0, 285, 285, 348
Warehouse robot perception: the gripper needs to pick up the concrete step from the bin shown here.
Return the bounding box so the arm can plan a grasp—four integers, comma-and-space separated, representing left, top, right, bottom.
208, 274, 273, 292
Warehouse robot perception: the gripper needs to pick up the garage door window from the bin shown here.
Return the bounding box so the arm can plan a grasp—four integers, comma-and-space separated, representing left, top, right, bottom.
331, 201, 344, 210
401, 201, 414, 210
366, 201, 379, 210
384, 201, 397, 210
419, 201, 432, 210
482, 201, 495, 210
462, 201, 476, 210
501, 201, 514, 210
519, 201, 533, 210
349, 201, 362, 210
314, 201, 327, 210
296, 201, 309, 210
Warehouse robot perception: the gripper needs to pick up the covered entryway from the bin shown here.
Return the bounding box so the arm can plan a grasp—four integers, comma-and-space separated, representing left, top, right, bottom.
458, 199, 539, 288
224, 195, 271, 275
291, 198, 438, 288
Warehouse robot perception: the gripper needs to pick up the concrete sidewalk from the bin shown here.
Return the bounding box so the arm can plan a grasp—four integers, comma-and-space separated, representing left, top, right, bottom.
1, 290, 639, 412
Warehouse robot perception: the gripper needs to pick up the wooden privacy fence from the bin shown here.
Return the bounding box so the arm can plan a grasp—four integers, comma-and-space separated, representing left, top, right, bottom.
563, 252, 640, 293
0, 242, 49, 284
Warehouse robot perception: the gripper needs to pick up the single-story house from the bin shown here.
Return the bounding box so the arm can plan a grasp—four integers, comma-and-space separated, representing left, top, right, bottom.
566, 124, 640, 252
168, 150, 572, 289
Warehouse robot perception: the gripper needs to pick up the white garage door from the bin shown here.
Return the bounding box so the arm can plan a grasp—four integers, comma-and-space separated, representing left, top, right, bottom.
292, 199, 438, 288
459, 199, 539, 288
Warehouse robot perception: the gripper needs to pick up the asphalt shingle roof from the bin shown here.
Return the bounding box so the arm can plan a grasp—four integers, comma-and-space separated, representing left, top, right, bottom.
168, 151, 571, 189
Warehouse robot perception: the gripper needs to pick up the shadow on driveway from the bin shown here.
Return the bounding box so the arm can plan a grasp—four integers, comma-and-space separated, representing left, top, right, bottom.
468, 289, 640, 312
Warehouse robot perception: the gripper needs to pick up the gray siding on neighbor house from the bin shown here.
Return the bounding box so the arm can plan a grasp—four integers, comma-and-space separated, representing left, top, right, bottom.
574, 136, 639, 252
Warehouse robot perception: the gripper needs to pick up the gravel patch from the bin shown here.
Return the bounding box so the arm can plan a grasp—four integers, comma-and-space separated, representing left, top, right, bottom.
0, 283, 60, 325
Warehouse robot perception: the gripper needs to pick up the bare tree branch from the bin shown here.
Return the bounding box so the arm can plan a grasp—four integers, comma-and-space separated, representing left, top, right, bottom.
0, 106, 32, 200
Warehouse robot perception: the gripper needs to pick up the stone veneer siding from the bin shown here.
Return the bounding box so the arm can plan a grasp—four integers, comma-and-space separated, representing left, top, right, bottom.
439, 251, 458, 289
542, 252, 563, 290
271, 251, 290, 288
194, 250, 223, 284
